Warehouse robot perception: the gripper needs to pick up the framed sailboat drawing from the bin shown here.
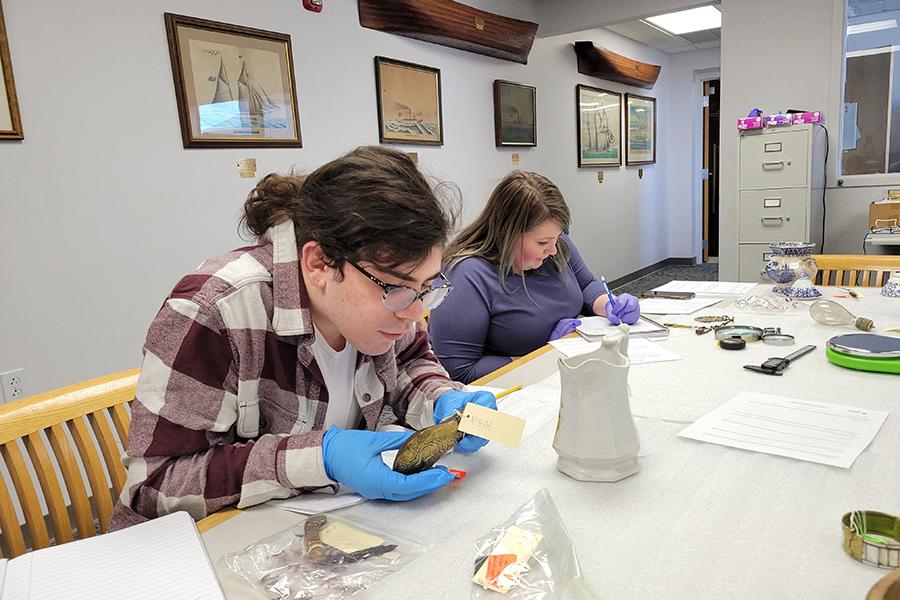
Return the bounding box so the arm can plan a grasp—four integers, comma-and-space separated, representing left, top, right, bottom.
0, 0, 23, 140
576, 84, 620, 167
625, 93, 656, 165
164, 13, 301, 148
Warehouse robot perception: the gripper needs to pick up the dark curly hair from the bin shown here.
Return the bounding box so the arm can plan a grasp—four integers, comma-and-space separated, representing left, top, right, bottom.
242, 146, 458, 275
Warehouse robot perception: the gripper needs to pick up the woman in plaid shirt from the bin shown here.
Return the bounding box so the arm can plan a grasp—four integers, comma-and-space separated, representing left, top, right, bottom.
111, 146, 495, 528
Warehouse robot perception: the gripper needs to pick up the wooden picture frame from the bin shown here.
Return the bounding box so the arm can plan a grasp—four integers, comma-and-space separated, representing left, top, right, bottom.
576, 84, 621, 167
493, 80, 536, 147
0, 0, 23, 140
164, 13, 302, 148
625, 93, 656, 165
374, 56, 443, 146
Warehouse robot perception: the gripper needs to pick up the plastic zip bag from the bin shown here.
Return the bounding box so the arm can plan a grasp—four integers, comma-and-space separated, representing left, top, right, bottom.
472, 488, 600, 600
222, 512, 430, 600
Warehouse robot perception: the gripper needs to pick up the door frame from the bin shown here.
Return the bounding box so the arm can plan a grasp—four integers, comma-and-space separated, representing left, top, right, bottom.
696, 69, 720, 263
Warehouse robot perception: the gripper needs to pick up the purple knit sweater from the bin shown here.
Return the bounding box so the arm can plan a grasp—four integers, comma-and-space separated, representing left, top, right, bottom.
429, 236, 606, 383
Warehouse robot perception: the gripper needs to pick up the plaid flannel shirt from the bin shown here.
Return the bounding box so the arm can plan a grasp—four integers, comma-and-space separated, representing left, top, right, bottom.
110, 221, 462, 529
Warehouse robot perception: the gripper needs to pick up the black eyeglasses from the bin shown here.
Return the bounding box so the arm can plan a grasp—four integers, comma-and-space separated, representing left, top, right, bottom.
346, 260, 454, 312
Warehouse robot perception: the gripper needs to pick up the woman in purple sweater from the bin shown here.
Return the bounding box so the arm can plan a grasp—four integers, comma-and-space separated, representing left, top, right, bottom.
428, 171, 640, 383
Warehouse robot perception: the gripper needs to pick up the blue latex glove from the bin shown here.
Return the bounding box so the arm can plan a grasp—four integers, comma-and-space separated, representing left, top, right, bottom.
605, 292, 641, 325
548, 317, 582, 341
434, 390, 497, 453
322, 426, 454, 501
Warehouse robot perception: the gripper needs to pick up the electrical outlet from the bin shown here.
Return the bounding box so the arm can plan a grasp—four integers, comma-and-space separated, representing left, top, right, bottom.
1, 368, 25, 403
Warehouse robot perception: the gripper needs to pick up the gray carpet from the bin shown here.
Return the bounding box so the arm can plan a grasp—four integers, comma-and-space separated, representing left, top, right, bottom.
612, 263, 719, 296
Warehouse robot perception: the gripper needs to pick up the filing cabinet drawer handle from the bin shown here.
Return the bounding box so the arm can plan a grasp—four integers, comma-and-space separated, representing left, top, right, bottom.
762, 160, 785, 169
761, 216, 789, 225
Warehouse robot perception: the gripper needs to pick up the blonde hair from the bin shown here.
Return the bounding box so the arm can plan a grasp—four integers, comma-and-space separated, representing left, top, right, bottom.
446, 171, 570, 289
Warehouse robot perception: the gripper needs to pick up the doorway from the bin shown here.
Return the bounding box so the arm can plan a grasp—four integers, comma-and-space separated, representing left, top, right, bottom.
702, 78, 720, 262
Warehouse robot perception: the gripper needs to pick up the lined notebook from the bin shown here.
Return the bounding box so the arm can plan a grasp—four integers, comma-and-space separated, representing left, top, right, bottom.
575, 315, 668, 341
0, 511, 224, 600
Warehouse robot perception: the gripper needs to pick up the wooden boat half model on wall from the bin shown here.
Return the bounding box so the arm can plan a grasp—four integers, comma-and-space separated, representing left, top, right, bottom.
358, 0, 539, 64
574, 41, 661, 89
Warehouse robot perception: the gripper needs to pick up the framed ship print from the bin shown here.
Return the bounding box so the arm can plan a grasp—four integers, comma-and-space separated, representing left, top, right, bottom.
493, 80, 536, 147
374, 56, 443, 146
625, 93, 656, 165
0, 0, 23, 140
576, 84, 620, 167
164, 13, 302, 148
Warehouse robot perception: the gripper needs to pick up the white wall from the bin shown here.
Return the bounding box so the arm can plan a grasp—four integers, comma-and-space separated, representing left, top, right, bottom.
718, 0, 837, 279
0, 0, 713, 395
529, 29, 680, 283
665, 48, 720, 259
718, 0, 897, 274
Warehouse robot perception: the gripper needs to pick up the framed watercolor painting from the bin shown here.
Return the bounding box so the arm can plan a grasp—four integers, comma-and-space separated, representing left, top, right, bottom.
0, 0, 23, 140
576, 84, 621, 167
625, 93, 656, 165
164, 13, 302, 148
494, 80, 536, 147
374, 56, 443, 146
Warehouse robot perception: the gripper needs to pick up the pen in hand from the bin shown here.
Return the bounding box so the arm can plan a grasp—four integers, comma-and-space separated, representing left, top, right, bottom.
600, 276, 616, 308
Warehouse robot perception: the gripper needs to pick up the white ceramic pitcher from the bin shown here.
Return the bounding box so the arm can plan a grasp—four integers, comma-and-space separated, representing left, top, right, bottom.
553, 325, 640, 482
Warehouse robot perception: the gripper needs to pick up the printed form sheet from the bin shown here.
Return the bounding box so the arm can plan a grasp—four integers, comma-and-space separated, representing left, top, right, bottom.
678, 391, 888, 468
638, 296, 723, 315
651, 280, 757, 295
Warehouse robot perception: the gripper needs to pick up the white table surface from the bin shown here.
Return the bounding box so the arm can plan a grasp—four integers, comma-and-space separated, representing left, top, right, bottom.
202, 286, 900, 599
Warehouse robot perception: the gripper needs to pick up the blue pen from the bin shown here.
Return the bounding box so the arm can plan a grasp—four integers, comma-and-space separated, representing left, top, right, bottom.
600, 276, 616, 308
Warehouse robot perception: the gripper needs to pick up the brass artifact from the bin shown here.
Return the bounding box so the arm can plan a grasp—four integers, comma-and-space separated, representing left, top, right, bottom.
392, 413, 464, 475
694, 315, 734, 323
303, 514, 397, 564
842, 510, 900, 569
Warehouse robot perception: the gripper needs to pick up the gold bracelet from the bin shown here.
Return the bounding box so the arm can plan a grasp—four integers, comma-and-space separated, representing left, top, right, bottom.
842, 510, 900, 569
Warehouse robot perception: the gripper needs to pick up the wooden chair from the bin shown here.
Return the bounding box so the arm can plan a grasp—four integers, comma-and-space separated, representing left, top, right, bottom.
0, 369, 138, 558
812, 254, 900, 287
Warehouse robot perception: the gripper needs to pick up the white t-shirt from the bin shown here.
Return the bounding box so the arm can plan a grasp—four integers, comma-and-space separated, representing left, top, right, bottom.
311, 325, 361, 430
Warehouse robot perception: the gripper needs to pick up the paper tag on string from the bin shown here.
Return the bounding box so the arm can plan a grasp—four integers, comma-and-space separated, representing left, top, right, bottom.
458, 403, 525, 448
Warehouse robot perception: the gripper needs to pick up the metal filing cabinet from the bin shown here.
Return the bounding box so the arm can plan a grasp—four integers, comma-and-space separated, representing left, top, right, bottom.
736, 124, 826, 282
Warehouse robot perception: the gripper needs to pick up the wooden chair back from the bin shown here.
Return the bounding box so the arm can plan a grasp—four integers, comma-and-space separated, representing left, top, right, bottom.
812, 254, 900, 287
0, 369, 137, 558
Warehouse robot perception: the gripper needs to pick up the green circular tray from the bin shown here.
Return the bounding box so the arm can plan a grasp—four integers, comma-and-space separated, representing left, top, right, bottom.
826, 347, 900, 375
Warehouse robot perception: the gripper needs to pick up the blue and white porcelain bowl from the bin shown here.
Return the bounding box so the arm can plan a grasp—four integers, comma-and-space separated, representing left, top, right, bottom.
883, 271, 900, 298
765, 241, 821, 298
781, 282, 823, 299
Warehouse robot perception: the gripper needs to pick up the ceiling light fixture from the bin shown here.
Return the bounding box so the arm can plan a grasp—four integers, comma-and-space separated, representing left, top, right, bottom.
644, 5, 721, 35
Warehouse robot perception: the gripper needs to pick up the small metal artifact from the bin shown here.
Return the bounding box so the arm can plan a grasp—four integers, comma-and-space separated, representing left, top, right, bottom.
304, 514, 342, 564
743, 344, 816, 375
392, 413, 464, 475
303, 514, 396, 564
694, 315, 734, 323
